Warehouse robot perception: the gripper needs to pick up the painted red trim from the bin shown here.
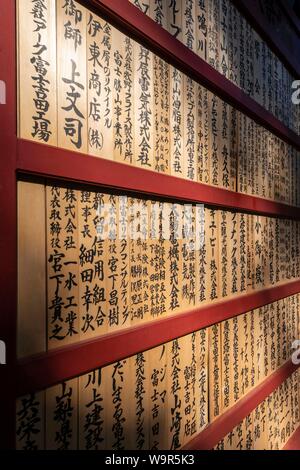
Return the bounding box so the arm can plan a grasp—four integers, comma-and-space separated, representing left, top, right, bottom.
14, 278, 300, 397
182, 361, 299, 450
0, 0, 17, 450
231, 0, 300, 77
79, 0, 300, 151
17, 139, 300, 219
283, 426, 300, 451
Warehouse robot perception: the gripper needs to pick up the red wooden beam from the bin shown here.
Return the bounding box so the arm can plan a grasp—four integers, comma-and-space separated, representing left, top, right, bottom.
231, 0, 300, 77
182, 360, 300, 450
79, 0, 300, 151
17, 139, 300, 219
283, 426, 300, 451
0, 0, 17, 450
14, 278, 300, 397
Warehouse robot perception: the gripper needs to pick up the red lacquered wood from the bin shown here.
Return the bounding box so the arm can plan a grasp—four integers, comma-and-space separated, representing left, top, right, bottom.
17, 139, 300, 219
0, 0, 17, 450
283, 426, 300, 451
14, 279, 300, 397
182, 361, 299, 450
78, 0, 300, 150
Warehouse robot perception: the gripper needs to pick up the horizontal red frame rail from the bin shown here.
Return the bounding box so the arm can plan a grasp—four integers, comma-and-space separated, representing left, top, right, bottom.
283, 426, 300, 450
14, 278, 300, 397
182, 360, 300, 450
232, 0, 300, 77
17, 139, 300, 219
80, 0, 300, 151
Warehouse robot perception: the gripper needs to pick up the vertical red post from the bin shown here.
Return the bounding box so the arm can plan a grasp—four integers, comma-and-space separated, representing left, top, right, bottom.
0, 0, 17, 450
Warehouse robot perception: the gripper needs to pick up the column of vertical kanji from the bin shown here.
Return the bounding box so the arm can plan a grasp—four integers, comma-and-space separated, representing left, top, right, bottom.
156, 58, 170, 174
78, 368, 106, 449
228, 211, 240, 298
252, 400, 268, 449
183, 74, 197, 182
246, 118, 255, 196
195, 0, 208, 63
150, 0, 168, 29
254, 123, 262, 198
180, 332, 198, 447
133, 41, 154, 170
207, 0, 219, 72
17, 0, 57, 145
245, 18, 254, 99
129, 197, 143, 326
196, 83, 210, 185
208, 321, 222, 423
79, 190, 108, 340
167, 0, 183, 41
117, 195, 131, 329
149, 343, 168, 450
129, 349, 150, 450
153, 55, 163, 174
17, 181, 46, 358
16, 392, 45, 450
46, 185, 79, 348
46, 379, 78, 449
112, 26, 125, 163
181, 204, 196, 311
198, 328, 209, 433
218, 210, 229, 301
166, 337, 183, 450
170, 66, 184, 179
221, 317, 234, 411
141, 199, 151, 323
105, 358, 132, 450
57, 0, 87, 153
237, 113, 248, 196
253, 30, 263, 107
167, 203, 182, 315
87, 12, 113, 159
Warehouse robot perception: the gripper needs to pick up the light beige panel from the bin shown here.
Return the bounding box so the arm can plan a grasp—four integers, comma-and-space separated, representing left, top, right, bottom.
87, 13, 114, 158
183, 75, 197, 181
208, 323, 222, 422
196, 85, 210, 184
105, 358, 132, 450
46, 379, 78, 450
207, 0, 219, 71
252, 402, 268, 450
149, 0, 168, 28
196, 0, 208, 61
129, 197, 143, 326
170, 66, 184, 178
205, 207, 219, 302
180, 333, 198, 446
16, 391, 45, 450
149, 343, 168, 450
166, 338, 184, 450
46, 186, 80, 349
134, 42, 154, 169
181, 205, 196, 310
78, 191, 108, 340
198, 328, 209, 432
219, 210, 229, 300
167, 0, 183, 41
79, 368, 106, 449
221, 318, 233, 410
57, 0, 87, 153
182, 0, 196, 52
17, 0, 57, 145
18, 181, 46, 357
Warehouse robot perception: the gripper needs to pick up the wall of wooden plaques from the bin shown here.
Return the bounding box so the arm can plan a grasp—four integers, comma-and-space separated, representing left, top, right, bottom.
17, 0, 300, 198
17, 180, 300, 355
16, 293, 300, 450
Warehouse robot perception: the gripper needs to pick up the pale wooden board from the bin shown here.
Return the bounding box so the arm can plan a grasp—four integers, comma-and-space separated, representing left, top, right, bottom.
78, 190, 108, 339
239, 212, 247, 294
16, 391, 45, 450
195, 204, 207, 305
252, 401, 268, 450
230, 3, 240, 87
78, 368, 106, 449
133, 41, 154, 170
141, 199, 151, 323
205, 208, 219, 302
112, 26, 126, 162
182, 0, 196, 52
170, 66, 184, 178
166, 338, 184, 450
253, 30, 263, 106
129, 197, 143, 326
207, 0, 220, 72
221, 318, 234, 410
218, 100, 232, 190
196, 85, 210, 184
196, 0, 208, 62
17, 0, 57, 145
238, 114, 248, 195
148, 343, 168, 450
167, 0, 183, 41
228, 211, 240, 297
198, 328, 209, 432
229, 106, 238, 192
218, 210, 229, 300
181, 204, 196, 310
17, 181, 46, 358
149, 0, 168, 29
246, 118, 255, 195
105, 357, 132, 450
117, 195, 131, 328
57, 0, 87, 153
46, 378, 78, 450
183, 75, 197, 181
209, 93, 220, 187
46, 185, 79, 349
130, 0, 150, 16
87, 14, 114, 159
167, 203, 183, 315
208, 323, 222, 422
